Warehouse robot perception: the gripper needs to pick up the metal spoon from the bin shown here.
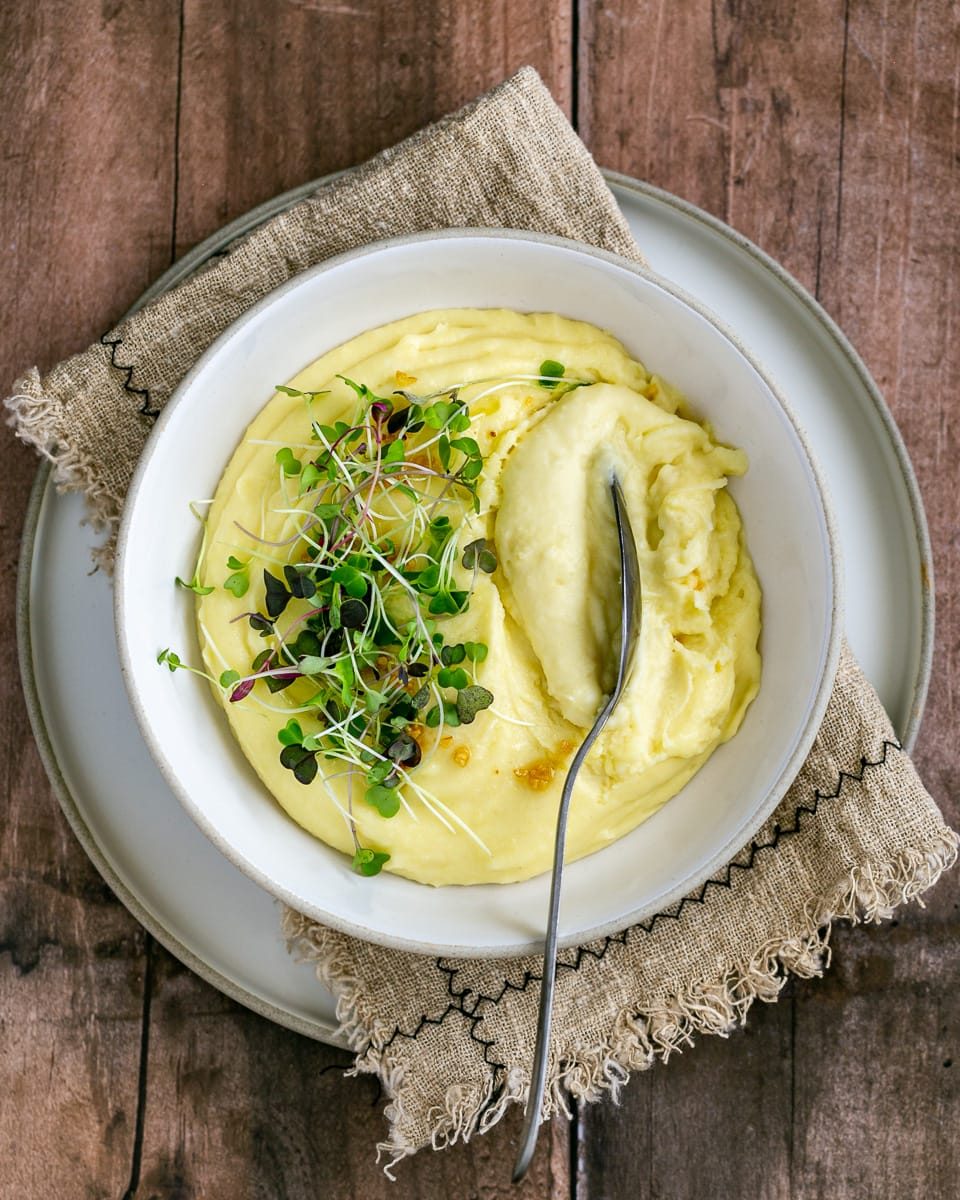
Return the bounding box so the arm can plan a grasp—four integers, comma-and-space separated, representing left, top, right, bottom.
512, 474, 642, 1184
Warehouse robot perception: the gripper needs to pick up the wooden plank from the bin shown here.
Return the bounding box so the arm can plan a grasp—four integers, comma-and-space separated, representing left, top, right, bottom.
130, 950, 568, 1197
791, 915, 959, 1200
0, 2, 179, 1197
789, 3, 960, 1195
578, 0, 847, 292
575, 999, 794, 1200
173, 0, 573, 254
131, 2, 575, 1196
577, 1, 960, 1197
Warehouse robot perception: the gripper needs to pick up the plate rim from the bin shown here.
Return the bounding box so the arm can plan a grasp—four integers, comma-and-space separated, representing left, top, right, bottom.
607, 172, 934, 736
16, 464, 347, 1045
113, 224, 844, 957
16, 170, 933, 1038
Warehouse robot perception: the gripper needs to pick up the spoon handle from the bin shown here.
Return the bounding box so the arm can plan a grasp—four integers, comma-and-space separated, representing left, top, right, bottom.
512, 478, 640, 1183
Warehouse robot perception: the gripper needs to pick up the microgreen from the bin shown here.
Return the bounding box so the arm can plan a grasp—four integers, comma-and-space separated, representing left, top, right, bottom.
275, 384, 331, 403
175, 574, 214, 596
352, 847, 390, 876
175, 503, 215, 595
278, 718, 304, 746
426, 701, 461, 728
456, 685, 494, 724
223, 555, 250, 597
157, 648, 181, 672
165, 368, 565, 877
538, 359, 565, 388
279, 742, 318, 784
224, 576, 248, 596
438, 666, 469, 690
461, 538, 497, 574
275, 447, 302, 476
156, 648, 218, 687
263, 570, 291, 619
365, 784, 401, 818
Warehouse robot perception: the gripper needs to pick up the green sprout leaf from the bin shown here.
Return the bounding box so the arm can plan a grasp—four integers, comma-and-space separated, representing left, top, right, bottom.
300, 462, 323, 494
449, 436, 481, 459
279, 743, 318, 785
175, 574, 214, 596
456, 685, 494, 724
330, 564, 367, 599
463, 641, 488, 663
438, 666, 469, 690
422, 399, 456, 429
367, 760, 399, 786
274, 385, 331, 402
263, 570, 291, 619
219, 669, 241, 688
461, 538, 497, 574
157, 648, 181, 672
383, 439, 405, 466
223, 571, 249, 598
352, 847, 390, 876
278, 718, 304, 746
440, 643, 466, 666
365, 785, 401, 818
275, 447, 302, 476
337, 374, 372, 400
425, 701, 461, 728
460, 458, 483, 482
297, 655, 327, 676
428, 590, 468, 615
539, 359, 565, 388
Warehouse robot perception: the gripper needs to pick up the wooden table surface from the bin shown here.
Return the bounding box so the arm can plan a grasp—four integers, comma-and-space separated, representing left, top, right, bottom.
2, 3, 957, 1197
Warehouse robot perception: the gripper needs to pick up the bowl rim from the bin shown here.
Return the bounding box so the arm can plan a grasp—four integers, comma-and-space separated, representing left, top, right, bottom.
114, 226, 844, 957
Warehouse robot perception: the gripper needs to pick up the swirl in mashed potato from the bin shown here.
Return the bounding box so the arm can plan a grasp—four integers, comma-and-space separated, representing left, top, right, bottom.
197, 309, 761, 885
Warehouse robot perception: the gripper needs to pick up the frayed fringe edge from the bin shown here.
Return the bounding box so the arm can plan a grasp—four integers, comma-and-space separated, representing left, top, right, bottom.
283, 830, 957, 1174
6, 371, 124, 570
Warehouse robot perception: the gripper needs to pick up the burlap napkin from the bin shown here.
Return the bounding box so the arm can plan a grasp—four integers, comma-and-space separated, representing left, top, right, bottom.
9, 68, 955, 1172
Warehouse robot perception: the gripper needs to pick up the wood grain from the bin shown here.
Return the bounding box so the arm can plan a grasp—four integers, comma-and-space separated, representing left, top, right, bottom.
578, 1, 959, 1197
0, 2, 179, 1197
2, 0, 958, 1196
0, 2, 573, 1200
173, 0, 573, 254
129, 950, 568, 1197
575, 997, 795, 1200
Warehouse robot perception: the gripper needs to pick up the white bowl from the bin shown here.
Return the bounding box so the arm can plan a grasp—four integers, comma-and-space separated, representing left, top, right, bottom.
116, 230, 841, 957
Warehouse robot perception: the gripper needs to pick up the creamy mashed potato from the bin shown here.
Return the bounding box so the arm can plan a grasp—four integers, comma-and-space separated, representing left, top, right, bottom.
197, 309, 761, 885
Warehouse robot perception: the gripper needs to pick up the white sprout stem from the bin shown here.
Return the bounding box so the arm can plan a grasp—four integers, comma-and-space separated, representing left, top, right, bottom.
399, 772, 491, 855
315, 770, 357, 836
198, 621, 232, 673
246, 439, 320, 451
488, 706, 538, 729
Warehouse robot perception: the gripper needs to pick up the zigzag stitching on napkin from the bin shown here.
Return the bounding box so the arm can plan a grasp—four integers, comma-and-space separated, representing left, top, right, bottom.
377, 994, 502, 1068
408, 738, 904, 1103
434, 739, 904, 1010
99, 332, 160, 420
632, 738, 905, 933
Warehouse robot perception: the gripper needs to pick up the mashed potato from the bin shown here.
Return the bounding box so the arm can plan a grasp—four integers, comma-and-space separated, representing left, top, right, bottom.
197, 309, 761, 885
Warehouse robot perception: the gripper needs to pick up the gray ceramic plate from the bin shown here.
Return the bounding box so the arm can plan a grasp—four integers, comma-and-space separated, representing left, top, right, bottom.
17, 172, 933, 1045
